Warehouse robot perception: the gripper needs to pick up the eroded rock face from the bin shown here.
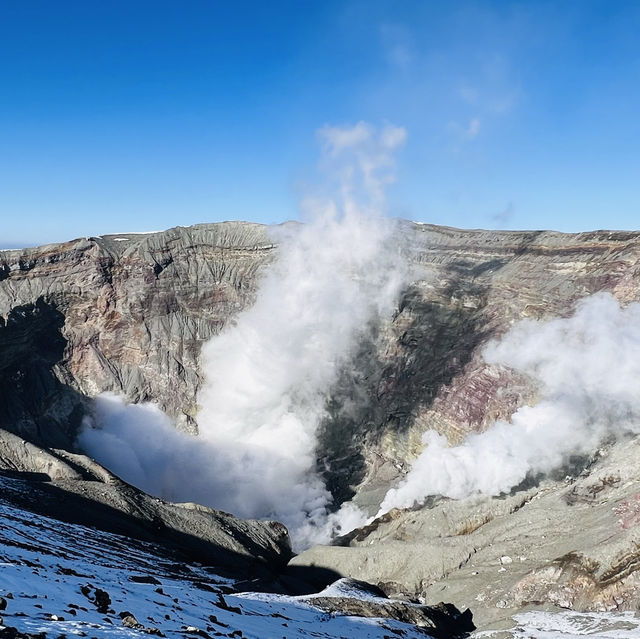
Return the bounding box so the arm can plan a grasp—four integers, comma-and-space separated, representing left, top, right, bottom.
0, 223, 276, 445
317, 223, 640, 506
293, 436, 640, 627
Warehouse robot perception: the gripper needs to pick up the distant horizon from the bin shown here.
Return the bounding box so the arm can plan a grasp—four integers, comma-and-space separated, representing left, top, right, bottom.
4, 215, 640, 253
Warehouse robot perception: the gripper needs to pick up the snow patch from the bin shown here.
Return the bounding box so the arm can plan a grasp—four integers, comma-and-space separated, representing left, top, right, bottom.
476, 610, 640, 638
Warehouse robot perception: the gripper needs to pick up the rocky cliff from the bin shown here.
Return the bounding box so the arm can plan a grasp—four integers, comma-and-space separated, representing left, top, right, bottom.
0, 223, 275, 447
2, 222, 638, 481
2, 221, 640, 635
328, 224, 640, 508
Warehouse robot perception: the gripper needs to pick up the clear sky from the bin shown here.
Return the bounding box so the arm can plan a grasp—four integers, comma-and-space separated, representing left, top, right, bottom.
1, 1, 639, 247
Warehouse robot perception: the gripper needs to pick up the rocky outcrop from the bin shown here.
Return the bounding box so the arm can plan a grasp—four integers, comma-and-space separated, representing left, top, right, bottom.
303, 578, 475, 637
0, 427, 291, 577
293, 435, 640, 629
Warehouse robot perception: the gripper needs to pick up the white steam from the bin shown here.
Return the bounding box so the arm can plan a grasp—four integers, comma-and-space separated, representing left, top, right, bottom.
80, 125, 636, 543
79, 122, 407, 548
379, 293, 640, 514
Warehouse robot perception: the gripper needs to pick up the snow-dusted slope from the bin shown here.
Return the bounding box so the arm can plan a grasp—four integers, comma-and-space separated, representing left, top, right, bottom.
476, 611, 640, 639
0, 475, 442, 639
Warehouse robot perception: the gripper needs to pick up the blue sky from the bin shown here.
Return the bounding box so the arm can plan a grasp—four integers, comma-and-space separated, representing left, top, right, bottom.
1, 1, 639, 246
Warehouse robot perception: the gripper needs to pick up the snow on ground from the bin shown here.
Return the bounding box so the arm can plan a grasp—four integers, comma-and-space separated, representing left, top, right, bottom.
306, 581, 383, 602
474, 610, 640, 638
0, 476, 432, 638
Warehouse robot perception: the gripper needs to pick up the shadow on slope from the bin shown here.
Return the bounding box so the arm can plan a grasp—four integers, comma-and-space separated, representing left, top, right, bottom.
0, 469, 341, 595
317, 268, 492, 505
0, 298, 87, 448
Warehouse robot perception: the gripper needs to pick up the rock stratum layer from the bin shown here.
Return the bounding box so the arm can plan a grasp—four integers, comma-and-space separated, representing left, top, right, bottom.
0, 223, 275, 447
2, 221, 640, 634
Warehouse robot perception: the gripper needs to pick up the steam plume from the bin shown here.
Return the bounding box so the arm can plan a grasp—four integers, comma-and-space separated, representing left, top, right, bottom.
79, 122, 407, 548
379, 293, 640, 514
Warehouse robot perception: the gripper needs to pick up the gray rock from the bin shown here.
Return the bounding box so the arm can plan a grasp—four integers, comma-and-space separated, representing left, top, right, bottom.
0, 223, 276, 446
120, 611, 140, 627
0, 429, 291, 577
293, 436, 640, 629
304, 578, 474, 637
